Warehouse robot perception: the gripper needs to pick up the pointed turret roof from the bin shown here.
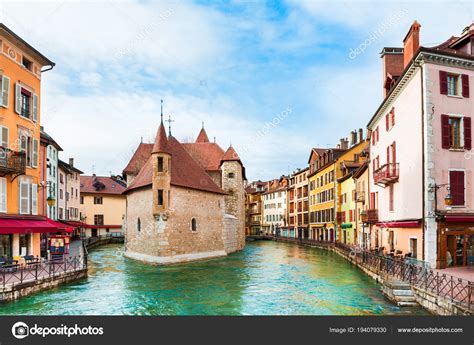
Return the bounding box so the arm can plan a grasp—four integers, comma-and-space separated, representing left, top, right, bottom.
195, 127, 210, 143
221, 145, 241, 163
152, 122, 170, 154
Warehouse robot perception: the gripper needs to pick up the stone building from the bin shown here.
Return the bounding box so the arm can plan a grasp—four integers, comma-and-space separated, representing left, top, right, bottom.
122, 117, 246, 264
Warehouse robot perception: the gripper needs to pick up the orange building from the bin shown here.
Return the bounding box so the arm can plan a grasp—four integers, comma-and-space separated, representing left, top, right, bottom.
0, 24, 64, 259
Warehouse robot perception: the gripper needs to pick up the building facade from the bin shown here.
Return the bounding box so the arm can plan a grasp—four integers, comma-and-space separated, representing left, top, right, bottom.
123, 119, 246, 265
0, 24, 65, 258
58, 158, 82, 223
245, 181, 267, 236
368, 21, 474, 268
262, 176, 288, 235
39, 128, 61, 220
80, 175, 126, 237
287, 168, 309, 239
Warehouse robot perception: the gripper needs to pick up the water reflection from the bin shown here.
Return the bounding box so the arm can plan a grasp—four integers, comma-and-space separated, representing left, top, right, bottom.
0, 242, 427, 315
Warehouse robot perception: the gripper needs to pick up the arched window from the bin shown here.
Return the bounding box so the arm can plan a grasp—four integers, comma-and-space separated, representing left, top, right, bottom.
137, 218, 141, 232
191, 218, 197, 231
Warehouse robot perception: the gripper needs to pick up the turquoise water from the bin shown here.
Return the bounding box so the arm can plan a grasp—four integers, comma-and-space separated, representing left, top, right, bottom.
0, 241, 427, 315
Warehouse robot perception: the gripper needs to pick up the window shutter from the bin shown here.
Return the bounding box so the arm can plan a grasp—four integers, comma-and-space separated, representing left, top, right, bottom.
19, 181, 30, 214
392, 141, 396, 164
449, 171, 465, 206
461, 74, 469, 98
32, 138, 39, 168
385, 114, 389, 131
14, 83, 21, 114
386, 146, 390, 165
376, 126, 379, 142
371, 131, 375, 145
0, 178, 6, 212
464, 117, 471, 151
32, 94, 38, 122
441, 115, 450, 149
1, 76, 10, 108
31, 183, 38, 215
0, 126, 8, 148
439, 70, 448, 95
391, 107, 395, 127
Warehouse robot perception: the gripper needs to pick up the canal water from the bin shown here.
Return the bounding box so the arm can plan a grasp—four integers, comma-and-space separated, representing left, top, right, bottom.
0, 241, 427, 315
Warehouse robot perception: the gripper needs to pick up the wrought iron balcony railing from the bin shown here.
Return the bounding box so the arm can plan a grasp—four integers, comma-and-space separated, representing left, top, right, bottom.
361, 209, 378, 223
0, 148, 26, 176
373, 163, 399, 186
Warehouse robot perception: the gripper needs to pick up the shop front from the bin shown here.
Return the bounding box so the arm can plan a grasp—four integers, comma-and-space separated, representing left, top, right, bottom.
0, 216, 71, 260
437, 216, 474, 268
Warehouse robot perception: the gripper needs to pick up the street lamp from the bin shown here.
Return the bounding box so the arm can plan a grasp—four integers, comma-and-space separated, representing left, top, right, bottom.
428, 183, 452, 215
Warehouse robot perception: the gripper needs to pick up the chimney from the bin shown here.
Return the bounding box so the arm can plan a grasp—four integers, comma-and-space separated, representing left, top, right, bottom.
340, 138, 348, 150
350, 130, 357, 147
381, 47, 404, 97
69, 158, 74, 167
358, 128, 364, 143
403, 21, 421, 68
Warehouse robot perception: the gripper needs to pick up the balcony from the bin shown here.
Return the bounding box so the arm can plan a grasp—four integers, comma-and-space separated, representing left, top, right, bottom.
361, 209, 378, 224
373, 163, 399, 186
247, 205, 261, 214
355, 191, 365, 203
0, 148, 26, 177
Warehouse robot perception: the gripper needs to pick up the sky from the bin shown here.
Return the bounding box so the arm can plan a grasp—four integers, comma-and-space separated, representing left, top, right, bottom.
0, 0, 472, 181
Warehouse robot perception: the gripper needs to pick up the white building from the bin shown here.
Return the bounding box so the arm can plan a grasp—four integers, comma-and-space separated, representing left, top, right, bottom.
262, 177, 289, 235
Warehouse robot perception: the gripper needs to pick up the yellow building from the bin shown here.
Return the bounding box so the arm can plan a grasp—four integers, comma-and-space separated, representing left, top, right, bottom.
0, 24, 62, 258
334, 135, 368, 244
80, 175, 126, 237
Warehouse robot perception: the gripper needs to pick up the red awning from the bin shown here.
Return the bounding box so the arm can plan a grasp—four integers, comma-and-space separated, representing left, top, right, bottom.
0, 217, 72, 234
445, 215, 474, 222
375, 220, 421, 228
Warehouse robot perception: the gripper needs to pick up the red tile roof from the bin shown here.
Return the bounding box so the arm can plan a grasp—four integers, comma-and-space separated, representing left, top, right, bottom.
152, 123, 170, 154
124, 136, 227, 195
221, 145, 241, 162
195, 127, 210, 143
181, 142, 225, 171
123, 143, 153, 175
81, 175, 126, 195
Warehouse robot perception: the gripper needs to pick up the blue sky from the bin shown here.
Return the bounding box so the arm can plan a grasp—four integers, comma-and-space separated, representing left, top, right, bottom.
1, 0, 472, 181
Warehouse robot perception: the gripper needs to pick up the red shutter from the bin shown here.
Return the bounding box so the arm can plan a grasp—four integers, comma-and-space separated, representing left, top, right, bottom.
391, 107, 395, 127
386, 114, 389, 131
386, 145, 390, 164
370, 192, 375, 209
461, 74, 469, 98
392, 142, 397, 176
449, 171, 465, 206
464, 116, 471, 150
439, 70, 448, 95
441, 115, 450, 149
376, 126, 379, 142
372, 131, 375, 145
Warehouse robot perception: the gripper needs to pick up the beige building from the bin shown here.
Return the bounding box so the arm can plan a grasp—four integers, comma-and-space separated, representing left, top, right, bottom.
122, 118, 246, 265
79, 175, 126, 237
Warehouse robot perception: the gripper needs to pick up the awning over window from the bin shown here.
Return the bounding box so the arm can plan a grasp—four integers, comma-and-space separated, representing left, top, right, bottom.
375, 220, 421, 228
0, 217, 72, 234
83, 224, 122, 229
445, 215, 474, 222
341, 223, 353, 229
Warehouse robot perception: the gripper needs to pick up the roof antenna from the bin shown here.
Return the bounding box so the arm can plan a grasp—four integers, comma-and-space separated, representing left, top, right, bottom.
166, 114, 174, 137
160, 99, 164, 124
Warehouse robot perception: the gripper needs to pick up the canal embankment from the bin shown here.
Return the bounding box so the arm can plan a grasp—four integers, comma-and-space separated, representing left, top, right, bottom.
263, 236, 473, 316
0, 235, 124, 303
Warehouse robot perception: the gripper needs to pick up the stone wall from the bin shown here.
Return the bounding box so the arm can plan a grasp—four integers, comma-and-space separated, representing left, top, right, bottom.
221, 161, 246, 250
125, 185, 227, 264
222, 214, 239, 254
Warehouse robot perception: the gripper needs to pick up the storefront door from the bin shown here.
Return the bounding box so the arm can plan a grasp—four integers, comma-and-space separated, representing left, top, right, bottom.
446, 234, 474, 267
0, 235, 12, 258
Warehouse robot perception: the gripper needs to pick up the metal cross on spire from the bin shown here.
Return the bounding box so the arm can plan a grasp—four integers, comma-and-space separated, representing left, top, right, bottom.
165, 114, 174, 137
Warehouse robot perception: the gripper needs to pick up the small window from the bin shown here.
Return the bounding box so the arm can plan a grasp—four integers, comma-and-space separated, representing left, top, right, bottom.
191, 218, 197, 231
449, 117, 462, 149
22, 56, 32, 71
157, 189, 164, 206
80, 196, 84, 204
94, 196, 103, 204
228, 172, 235, 178
137, 218, 141, 232
157, 157, 164, 172
94, 214, 104, 225
447, 74, 460, 96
